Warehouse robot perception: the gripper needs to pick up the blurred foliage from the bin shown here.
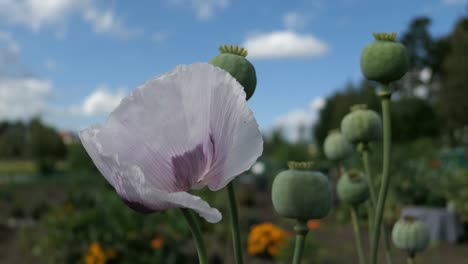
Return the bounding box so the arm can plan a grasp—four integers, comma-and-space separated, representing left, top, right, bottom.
391, 97, 439, 141
439, 18, 468, 144
0, 117, 67, 175
33, 177, 192, 264
0, 160, 36, 174
442, 168, 468, 221
276, 231, 320, 264
66, 143, 98, 173
263, 130, 312, 164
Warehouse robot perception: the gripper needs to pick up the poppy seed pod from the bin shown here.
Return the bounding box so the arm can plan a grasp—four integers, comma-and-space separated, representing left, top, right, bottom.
209, 45, 257, 100
337, 170, 369, 206
341, 104, 382, 144
360, 33, 409, 84
323, 130, 352, 161
271, 162, 333, 221
392, 217, 430, 257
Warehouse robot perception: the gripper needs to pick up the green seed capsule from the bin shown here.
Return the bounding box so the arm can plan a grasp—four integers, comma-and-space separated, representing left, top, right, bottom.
337, 170, 369, 206
323, 130, 352, 161
341, 104, 382, 144
392, 217, 430, 257
360, 33, 409, 84
271, 162, 333, 221
209, 45, 257, 100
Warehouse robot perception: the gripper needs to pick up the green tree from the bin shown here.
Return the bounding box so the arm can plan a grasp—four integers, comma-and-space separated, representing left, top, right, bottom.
27, 117, 67, 173
0, 121, 27, 158
438, 18, 468, 145
391, 97, 439, 142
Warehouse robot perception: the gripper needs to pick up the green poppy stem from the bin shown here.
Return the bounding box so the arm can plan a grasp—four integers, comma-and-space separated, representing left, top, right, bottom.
367, 202, 374, 242
180, 208, 208, 264
227, 181, 244, 264
407, 256, 415, 264
362, 145, 393, 264
351, 206, 367, 264
292, 220, 308, 264
370, 86, 392, 264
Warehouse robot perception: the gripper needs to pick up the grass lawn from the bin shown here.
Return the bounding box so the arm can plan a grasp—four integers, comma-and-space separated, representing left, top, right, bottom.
0, 160, 36, 175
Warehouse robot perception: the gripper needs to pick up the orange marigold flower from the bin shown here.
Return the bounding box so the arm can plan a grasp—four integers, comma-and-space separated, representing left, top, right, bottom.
151, 236, 164, 249
84, 242, 116, 264
247, 222, 289, 257
307, 219, 320, 230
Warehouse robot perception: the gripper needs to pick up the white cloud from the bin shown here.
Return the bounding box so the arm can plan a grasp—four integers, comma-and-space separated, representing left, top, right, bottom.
283, 12, 310, 30
0, 31, 54, 120
0, 31, 20, 55
243, 31, 329, 59
71, 85, 126, 116
274, 97, 326, 142
152, 32, 169, 43
83, 8, 140, 38
0, 0, 139, 38
0, 78, 52, 120
442, 0, 467, 4
167, 0, 229, 20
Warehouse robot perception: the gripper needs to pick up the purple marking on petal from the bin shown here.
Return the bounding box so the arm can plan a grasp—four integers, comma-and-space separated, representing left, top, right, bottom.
209, 133, 216, 158
121, 198, 154, 214
171, 143, 208, 191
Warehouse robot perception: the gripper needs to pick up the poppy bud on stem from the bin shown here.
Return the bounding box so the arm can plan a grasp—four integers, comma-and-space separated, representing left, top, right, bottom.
360, 32, 409, 264
209, 44, 258, 264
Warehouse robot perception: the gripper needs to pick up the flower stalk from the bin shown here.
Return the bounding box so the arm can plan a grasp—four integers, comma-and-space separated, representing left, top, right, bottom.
181, 208, 208, 264
361, 144, 393, 264
370, 86, 392, 264
292, 221, 308, 264
227, 181, 244, 264
350, 206, 366, 264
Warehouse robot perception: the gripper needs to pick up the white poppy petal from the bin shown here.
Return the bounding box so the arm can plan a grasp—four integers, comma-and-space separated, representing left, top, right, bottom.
117, 163, 222, 223
79, 63, 262, 222
84, 63, 262, 192
202, 66, 264, 190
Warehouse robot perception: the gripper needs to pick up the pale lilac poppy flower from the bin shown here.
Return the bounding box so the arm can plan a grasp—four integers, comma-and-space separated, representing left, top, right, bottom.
79, 63, 263, 223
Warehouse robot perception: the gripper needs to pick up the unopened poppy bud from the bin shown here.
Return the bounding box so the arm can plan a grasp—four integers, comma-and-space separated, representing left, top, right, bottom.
271, 162, 333, 221
337, 170, 369, 206
323, 130, 352, 161
360, 33, 409, 84
392, 216, 430, 257
341, 104, 382, 144
209, 45, 257, 100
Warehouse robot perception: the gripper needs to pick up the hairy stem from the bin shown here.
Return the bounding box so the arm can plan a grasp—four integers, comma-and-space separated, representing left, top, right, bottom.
227, 181, 244, 264
180, 208, 208, 264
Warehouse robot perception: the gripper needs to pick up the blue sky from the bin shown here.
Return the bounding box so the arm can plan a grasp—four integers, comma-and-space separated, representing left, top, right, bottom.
0, 0, 466, 140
